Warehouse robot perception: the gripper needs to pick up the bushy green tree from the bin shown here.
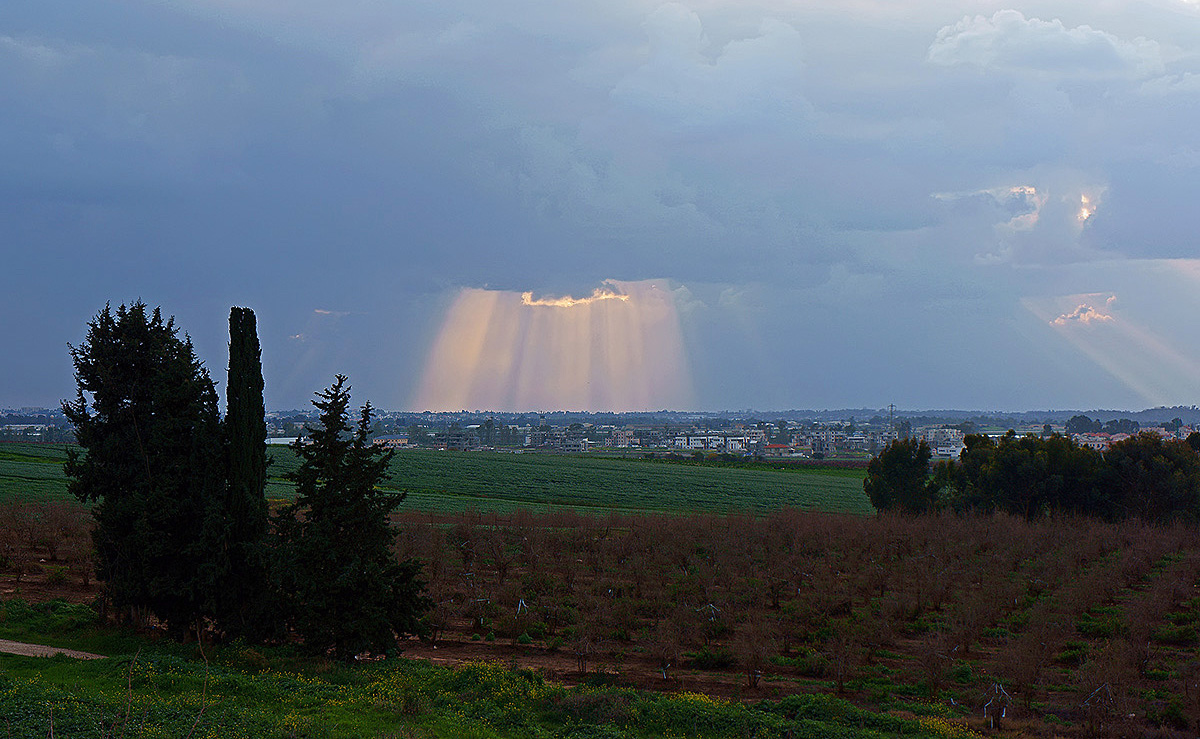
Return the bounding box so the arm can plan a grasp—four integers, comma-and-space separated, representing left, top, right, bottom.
863, 438, 933, 514
1106, 433, 1200, 521
63, 303, 226, 634
274, 375, 428, 660
941, 432, 1111, 519
1065, 415, 1101, 435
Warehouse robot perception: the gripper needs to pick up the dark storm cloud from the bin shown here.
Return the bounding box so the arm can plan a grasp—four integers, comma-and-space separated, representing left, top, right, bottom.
5, 0, 1200, 411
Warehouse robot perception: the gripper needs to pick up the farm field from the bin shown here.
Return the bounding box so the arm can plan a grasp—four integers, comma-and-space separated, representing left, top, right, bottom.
394, 508, 1200, 737
0, 443, 71, 502
0, 442, 872, 515
7, 497, 1200, 736
266, 446, 872, 515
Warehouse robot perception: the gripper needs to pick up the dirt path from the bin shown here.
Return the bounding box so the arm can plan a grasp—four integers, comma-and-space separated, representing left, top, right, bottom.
0, 639, 104, 660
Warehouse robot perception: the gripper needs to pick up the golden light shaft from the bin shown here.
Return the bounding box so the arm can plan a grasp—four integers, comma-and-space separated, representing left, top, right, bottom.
412, 280, 693, 412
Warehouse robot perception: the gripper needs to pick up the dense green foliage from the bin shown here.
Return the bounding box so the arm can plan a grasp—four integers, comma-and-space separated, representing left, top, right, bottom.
863, 439, 933, 514
267, 447, 873, 515
220, 306, 272, 639
62, 303, 227, 634
869, 430, 1200, 521
1064, 414, 1142, 436
273, 376, 429, 660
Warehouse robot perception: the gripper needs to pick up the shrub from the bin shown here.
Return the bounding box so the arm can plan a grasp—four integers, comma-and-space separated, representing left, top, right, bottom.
1077, 607, 1124, 638
547, 688, 634, 726
1054, 641, 1088, 666
1152, 624, 1198, 646
686, 647, 734, 670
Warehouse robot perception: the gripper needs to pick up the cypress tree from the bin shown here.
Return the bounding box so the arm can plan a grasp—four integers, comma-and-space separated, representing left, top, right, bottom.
220, 306, 272, 638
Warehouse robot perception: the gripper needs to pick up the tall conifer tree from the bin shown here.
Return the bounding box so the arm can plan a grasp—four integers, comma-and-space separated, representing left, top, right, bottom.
64, 303, 225, 634
274, 376, 428, 659
220, 306, 271, 637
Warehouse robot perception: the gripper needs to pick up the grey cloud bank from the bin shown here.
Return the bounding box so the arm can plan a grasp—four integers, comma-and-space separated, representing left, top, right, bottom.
3, 0, 1200, 412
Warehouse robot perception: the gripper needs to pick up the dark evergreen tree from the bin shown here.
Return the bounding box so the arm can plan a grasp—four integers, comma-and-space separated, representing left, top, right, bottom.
274, 375, 428, 660
63, 303, 226, 634
1188, 432, 1200, 453
863, 438, 933, 514
219, 306, 273, 638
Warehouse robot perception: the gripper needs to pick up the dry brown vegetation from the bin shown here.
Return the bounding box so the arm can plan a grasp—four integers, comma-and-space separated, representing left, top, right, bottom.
0, 498, 94, 600
8, 498, 1200, 737
392, 507, 1200, 737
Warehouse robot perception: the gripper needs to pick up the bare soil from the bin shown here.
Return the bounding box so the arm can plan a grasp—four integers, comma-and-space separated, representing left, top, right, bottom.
0, 638, 103, 659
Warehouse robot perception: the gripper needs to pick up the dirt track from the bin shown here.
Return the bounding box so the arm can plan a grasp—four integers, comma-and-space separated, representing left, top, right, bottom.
0, 639, 104, 660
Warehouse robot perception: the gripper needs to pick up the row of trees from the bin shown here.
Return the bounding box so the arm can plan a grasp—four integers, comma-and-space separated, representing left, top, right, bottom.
63, 302, 426, 657
1063, 414, 1143, 436
866, 431, 1200, 521
388, 505, 1200, 736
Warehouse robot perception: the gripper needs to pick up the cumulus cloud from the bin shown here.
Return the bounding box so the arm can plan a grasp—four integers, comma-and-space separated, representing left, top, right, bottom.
1052, 296, 1116, 325
610, 5, 809, 130
1140, 72, 1200, 95
928, 10, 1165, 77
934, 185, 1046, 231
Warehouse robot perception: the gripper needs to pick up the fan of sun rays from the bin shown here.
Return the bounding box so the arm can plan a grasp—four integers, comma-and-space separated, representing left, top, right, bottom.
412, 279, 694, 411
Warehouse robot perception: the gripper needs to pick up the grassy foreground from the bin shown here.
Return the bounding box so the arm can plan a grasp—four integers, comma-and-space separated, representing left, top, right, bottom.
0, 442, 872, 516
0, 600, 974, 739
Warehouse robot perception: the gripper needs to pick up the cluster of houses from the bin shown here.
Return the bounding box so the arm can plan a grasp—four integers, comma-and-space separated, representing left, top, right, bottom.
340, 413, 1200, 459
1070, 424, 1195, 451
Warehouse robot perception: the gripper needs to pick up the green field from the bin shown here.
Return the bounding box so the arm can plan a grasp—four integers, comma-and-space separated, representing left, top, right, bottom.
0, 443, 72, 501
0, 442, 872, 515
265, 447, 872, 515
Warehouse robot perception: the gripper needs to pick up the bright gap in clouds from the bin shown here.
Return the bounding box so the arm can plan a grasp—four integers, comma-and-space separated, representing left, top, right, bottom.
412, 280, 693, 412
1025, 286, 1200, 407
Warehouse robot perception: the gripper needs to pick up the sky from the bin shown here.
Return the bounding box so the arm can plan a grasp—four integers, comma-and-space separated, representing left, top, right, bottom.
4, 0, 1200, 413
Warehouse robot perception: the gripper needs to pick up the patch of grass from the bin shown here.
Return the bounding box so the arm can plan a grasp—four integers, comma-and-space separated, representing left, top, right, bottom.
0, 636, 973, 739
1077, 606, 1125, 638
0, 443, 73, 502
1053, 641, 1089, 666
1153, 623, 1199, 646
1, 442, 873, 515
266, 446, 873, 515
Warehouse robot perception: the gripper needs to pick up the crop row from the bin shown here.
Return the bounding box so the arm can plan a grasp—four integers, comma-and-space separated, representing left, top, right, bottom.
393, 507, 1200, 737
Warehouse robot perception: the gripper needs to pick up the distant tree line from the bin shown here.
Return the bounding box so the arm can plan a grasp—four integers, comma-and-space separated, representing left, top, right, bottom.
866, 431, 1200, 522
63, 302, 427, 658
1063, 414, 1143, 436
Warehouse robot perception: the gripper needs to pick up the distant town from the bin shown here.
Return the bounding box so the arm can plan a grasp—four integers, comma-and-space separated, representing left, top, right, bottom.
7, 404, 1199, 461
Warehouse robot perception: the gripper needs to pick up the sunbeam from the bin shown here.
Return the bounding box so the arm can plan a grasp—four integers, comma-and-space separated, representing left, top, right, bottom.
413, 279, 693, 411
